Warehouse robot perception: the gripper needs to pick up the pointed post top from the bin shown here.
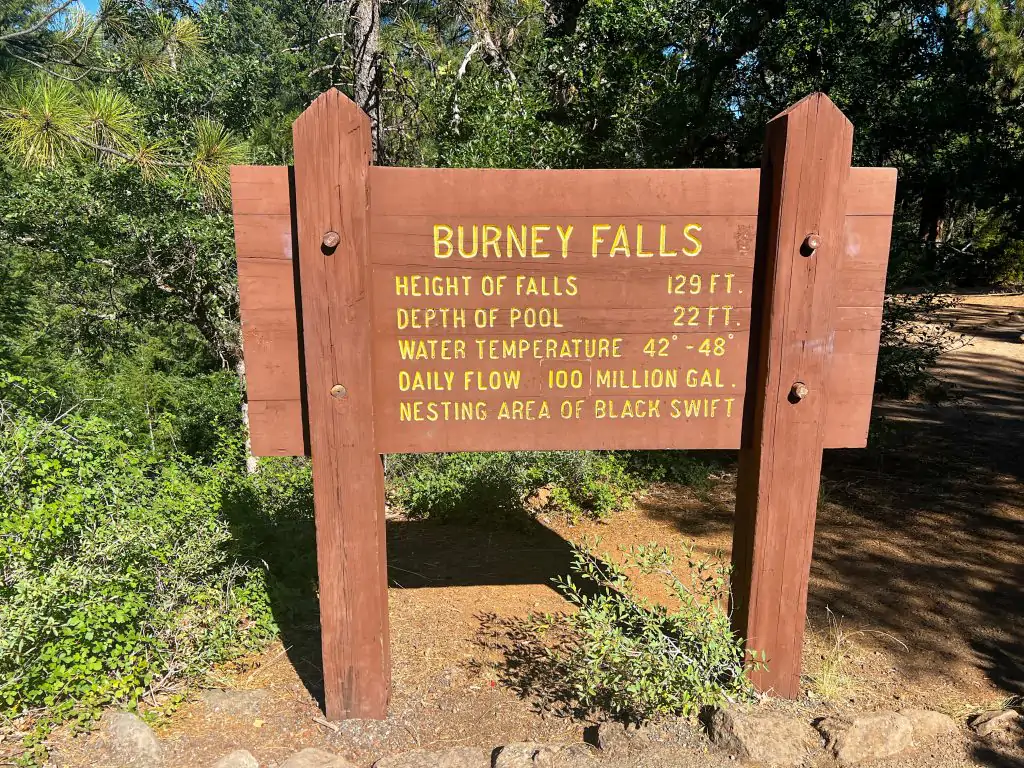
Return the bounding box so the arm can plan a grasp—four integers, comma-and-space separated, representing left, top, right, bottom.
293, 87, 370, 133
770, 92, 852, 130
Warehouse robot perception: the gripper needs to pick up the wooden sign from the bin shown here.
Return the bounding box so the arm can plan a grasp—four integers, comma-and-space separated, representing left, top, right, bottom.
230, 91, 895, 720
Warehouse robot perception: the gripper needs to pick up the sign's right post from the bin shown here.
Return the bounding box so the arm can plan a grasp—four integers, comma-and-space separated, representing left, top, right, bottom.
731, 93, 855, 697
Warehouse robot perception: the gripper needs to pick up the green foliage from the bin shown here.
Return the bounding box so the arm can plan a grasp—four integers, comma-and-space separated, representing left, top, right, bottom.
3, 0, 1024, 753
618, 451, 719, 491
876, 292, 962, 398
0, 74, 248, 200
385, 450, 641, 522
0, 374, 275, 738
0, 76, 88, 166
535, 540, 759, 721
0, 154, 240, 380
958, 1, 1024, 97
220, 458, 318, 649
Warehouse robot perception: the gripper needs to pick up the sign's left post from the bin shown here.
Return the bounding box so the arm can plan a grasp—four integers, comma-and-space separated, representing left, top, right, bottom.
292, 89, 391, 720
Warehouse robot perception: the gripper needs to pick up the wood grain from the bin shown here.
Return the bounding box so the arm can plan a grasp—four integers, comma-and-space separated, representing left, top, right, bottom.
369, 166, 895, 216
247, 399, 307, 456
731, 93, 854, 697
230, 165, 308, 457
230, 165, 292, 215
232, 165, 894, 457
292, 89, 390, 720
233, 175, 894, 454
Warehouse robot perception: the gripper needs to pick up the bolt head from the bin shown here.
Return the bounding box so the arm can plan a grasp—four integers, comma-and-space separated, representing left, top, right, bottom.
803, 233, 821, 252
790, 381, 810, 401
322, 230, 341, 250
330, 384, 348, 399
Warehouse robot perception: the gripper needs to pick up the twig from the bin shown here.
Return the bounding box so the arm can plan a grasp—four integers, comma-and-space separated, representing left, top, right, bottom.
0, 0, 77, 43
313, 715, 340, 732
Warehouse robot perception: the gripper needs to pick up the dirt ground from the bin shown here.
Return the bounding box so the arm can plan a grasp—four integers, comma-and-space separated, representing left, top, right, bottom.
49, 294, 1024, 768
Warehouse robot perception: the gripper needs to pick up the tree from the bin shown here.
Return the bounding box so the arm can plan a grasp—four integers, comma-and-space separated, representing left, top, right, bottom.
1, 1, 247, 202
958, 0, 1024, 97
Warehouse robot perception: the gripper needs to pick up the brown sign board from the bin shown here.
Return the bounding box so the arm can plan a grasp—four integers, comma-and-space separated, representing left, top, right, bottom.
230, 91, 895, 721
234, 167, 894, 455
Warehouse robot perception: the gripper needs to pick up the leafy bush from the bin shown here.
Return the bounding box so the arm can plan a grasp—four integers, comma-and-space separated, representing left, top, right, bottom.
876, 292, 963, 398
385, 450, 642, 522
0, 375, 275, 741
993, 238, 1024, 288
534, 540, 759, 721
220, 457, 319, 650
618, 450, 720, 491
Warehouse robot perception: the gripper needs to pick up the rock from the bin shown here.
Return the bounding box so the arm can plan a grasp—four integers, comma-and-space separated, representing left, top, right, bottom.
280, 748, 357, 768
213, 749, 259, 768
708, 708, 819, 766
372, 747, 492, 768
494, 742, 598, 767
526, 484, 553, 511
201, 688, 272, 717
816, 710, 958, 764
595, 723, 631, 757
105, 712, 162, 766
595, 719, 698, 757
901, 708, 957, 744
327, 717, 417, 754
816, 712, 914, 765
970, 709, 1024, 746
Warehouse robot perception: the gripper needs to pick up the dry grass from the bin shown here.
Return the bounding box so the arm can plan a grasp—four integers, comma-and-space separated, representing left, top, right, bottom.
803, 607, 909, 704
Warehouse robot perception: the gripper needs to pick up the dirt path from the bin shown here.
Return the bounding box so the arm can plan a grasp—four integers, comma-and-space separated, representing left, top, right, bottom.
51, 295, 1024, 768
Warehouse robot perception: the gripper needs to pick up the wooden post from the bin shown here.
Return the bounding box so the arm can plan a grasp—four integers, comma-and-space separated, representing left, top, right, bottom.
731, 93, 854, 697
292, 89, 391, 719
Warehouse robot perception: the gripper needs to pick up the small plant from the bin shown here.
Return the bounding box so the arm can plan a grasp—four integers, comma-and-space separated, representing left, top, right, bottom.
804, 607, 908, 703
619, 450, 718, 492
385, 450, 641, 522
534, 539, 761, 722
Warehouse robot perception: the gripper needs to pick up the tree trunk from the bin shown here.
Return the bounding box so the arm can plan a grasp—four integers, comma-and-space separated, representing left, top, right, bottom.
353, 0, 382, 159
236, 358, 259, 475
919, 180, 947, 244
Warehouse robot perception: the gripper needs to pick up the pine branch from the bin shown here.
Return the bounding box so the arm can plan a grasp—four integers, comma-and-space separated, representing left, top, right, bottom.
0, 0, 77, 43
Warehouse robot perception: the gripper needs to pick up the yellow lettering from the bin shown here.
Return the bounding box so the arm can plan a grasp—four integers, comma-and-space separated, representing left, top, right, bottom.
457, 225, 478, 258
507, 225, 527, 258
556, 224, 574, 258
635, 224, 654, 258
659, 224, 677, 257
433, 225, 453, 259
531, 225, 551, 258
482, 225, 501, 257
682, 223, 703, 257
592, 224, 611, 257
609, 224, 631, 258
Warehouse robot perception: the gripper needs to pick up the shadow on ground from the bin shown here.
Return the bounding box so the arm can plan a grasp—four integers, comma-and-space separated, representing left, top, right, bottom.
222, 478, 582, 709
633, 301, 1024, 700
224, 299, 1024, 720
972, 744, 1024, 768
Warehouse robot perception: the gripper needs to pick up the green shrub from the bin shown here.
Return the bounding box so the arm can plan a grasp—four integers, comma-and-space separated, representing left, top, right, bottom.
0, 374, 275, 740
220, 457, 318, 646
876, 292, 962, 398
534, 540, 759, 721
618, 450, 719, 490
993, 238, 1024, 288
384, 450, 641, 522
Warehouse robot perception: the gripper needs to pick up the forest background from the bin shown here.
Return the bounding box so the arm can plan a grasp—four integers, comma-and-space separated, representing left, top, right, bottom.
1, 0, 1022, 760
